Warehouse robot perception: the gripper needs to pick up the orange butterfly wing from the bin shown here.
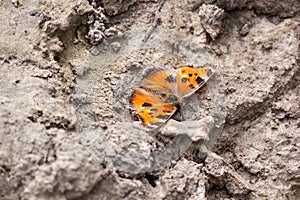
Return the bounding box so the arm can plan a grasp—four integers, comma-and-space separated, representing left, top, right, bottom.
130, 69, 178, 130
175, 65, 215, 98
129, 65, 215, 130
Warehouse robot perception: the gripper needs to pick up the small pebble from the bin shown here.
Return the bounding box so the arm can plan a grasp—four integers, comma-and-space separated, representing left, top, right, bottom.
29, 11, 38, 16
110, 42, 121, 52
90, 46, 100, 56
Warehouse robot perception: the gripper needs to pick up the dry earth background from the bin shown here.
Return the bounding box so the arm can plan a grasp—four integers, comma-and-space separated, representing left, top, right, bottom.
0, 0, 299, 199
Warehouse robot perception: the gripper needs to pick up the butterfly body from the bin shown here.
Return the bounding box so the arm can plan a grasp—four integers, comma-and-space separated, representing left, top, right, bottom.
130, 65, 215, 130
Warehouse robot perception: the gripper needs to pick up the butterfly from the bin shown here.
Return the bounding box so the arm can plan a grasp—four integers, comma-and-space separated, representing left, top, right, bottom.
129, 65, 215, 131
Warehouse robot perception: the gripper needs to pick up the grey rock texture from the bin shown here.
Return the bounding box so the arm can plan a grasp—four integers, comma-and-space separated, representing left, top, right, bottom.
0, 0, 299, 199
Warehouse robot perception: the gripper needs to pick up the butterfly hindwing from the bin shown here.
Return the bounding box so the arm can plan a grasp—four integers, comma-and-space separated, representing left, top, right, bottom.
132, 104, 177, 129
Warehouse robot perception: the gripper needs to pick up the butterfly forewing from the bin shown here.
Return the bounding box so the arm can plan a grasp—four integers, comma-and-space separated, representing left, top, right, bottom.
129, 69, 177, 130
176, 65, 215, 98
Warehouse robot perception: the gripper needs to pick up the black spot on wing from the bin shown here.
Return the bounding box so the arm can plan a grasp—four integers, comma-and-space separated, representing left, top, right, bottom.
156, 114, 169, 119
150, 108, 158, 112
148, 112, 154, 115
142, 102, 152, 107
163, 110, 172, 113
181, 77, 187, 83
140, 86, 160, 96
150, 122, 162, 126
195, 76, 203, 84
160, 93, 167, 98
188, 73, 193, 77
133, 113, 145, 124
165, 75, 176, 83
189, 84, 195, 89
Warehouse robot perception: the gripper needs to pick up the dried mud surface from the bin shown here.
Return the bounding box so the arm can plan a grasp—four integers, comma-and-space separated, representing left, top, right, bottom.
0, 0, 299, 200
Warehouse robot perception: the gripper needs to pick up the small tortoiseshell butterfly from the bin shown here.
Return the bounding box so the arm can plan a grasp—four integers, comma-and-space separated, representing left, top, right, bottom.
129, 65, 215, 130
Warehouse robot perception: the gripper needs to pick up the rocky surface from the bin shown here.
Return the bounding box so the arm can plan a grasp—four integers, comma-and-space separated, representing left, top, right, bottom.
0, 0, 299, 199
